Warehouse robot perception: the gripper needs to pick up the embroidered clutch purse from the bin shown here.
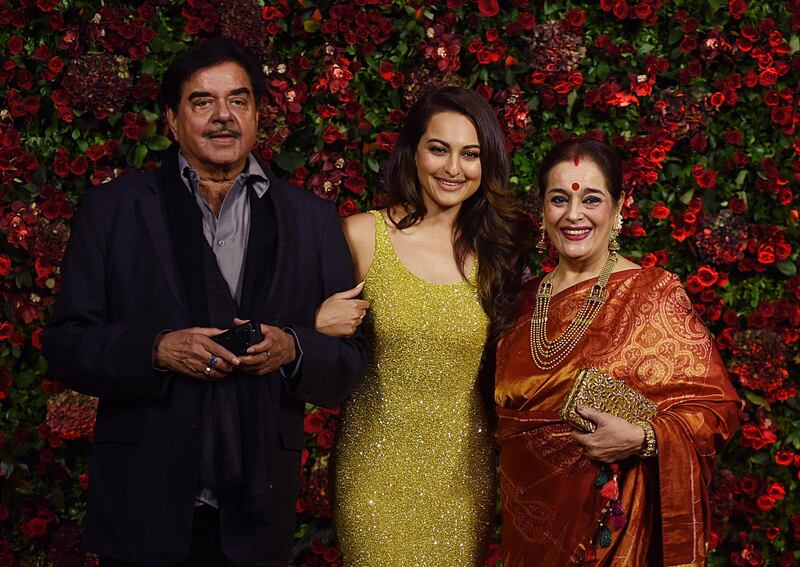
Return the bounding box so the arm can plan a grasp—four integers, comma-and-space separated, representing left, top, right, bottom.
560, 367, 658, 433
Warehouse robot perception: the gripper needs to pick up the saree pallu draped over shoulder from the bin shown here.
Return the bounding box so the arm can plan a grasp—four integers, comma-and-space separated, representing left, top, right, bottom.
495, 268, 741, 567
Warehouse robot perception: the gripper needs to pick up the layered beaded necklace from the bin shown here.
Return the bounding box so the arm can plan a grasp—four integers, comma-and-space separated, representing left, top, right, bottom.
529, 252, 618, 370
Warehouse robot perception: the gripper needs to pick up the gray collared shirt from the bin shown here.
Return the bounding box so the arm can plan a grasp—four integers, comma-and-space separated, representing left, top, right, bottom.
178, 152, 270, 304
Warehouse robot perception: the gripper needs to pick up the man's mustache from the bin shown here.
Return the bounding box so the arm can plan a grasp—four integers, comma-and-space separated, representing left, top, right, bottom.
204, 128, 241, 139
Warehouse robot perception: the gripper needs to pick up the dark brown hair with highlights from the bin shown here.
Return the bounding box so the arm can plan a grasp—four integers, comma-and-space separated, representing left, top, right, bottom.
383, 86, 528, 340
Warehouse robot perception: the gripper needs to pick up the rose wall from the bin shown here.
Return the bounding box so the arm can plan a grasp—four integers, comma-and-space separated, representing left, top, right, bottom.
0, 0, 799, 565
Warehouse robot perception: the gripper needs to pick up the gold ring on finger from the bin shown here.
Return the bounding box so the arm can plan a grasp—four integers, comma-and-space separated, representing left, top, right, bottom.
203, 366, 212, 376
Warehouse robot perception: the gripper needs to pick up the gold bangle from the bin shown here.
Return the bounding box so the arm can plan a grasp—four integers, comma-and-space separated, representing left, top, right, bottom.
633, 419, 658, 458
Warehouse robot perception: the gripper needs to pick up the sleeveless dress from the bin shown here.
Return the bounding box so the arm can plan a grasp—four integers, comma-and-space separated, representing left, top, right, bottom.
334, 210, 495, 566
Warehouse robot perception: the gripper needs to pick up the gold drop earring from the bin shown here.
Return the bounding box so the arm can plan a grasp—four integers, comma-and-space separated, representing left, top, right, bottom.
536, 218, 547, 252
609, 212, 622, 251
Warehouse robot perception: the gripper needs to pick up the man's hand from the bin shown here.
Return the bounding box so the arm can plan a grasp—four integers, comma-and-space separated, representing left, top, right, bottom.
155, 327, 240, 380
234, 318, 297, 376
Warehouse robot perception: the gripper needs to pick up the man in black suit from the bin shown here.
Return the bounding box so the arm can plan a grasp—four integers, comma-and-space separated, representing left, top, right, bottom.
42, 38, 367, 566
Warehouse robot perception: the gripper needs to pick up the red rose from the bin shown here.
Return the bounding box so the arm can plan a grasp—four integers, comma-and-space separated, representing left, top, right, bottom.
476, 47, 493, 65
0, 257, 10, 276
6, 35, 23, 56
48, 56, 64, 74
70, 156, 88, 176
740, 473, 760, 494
303, 411, 325, 434
697, 266, 719, 287
31, 327, 43, 350
0, 323, 17, 342
86, 144, 105, 163
379, 61, 395, 81
634, 3, 653, 20
565, 9, 586, 28
316, 428, 334, 449
768, 482, 786, 500
693, 167, 718, 190
757, 244, 776, 264
475, 84, 493, 101
640, 253, 657, 268
321, 124, 344, 145
757, 495, 776, 511
650, 203, 671, 221
376, 131, 398, 152
759, 67, 779, 86
728, 0, 747, 19
690, 133, 708, 152
612, 0, 629, 19
477, 0, 499, 17
20, 518, 48, 539
344, 176, 366, 195
337, 199, 358, 218
709, 92, 725, 107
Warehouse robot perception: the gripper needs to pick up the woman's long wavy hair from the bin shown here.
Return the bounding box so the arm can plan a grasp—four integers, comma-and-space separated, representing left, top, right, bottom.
383, 86, 529, 341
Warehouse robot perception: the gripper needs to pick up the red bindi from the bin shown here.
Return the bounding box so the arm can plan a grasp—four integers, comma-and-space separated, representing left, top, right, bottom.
573, 153, 580, 166
571, 182, 580, 191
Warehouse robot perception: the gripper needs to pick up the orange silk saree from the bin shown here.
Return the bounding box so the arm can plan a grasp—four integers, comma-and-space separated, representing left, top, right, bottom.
495, 268, 741, 567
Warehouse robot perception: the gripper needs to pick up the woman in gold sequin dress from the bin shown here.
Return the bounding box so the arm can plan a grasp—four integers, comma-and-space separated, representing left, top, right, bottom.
314, 87, 527, 566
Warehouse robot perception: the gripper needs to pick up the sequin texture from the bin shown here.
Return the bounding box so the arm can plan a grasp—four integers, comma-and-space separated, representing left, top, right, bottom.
334, 211, 495, 566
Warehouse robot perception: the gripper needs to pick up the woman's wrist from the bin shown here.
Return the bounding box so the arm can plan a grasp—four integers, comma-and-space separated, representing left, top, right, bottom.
633, 419, 658, 458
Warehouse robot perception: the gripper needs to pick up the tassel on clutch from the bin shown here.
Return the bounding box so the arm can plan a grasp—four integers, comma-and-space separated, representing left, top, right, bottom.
560, 367, 658, 433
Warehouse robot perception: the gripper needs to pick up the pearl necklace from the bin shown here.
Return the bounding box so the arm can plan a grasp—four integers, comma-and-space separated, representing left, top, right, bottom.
529, 252, 618, 370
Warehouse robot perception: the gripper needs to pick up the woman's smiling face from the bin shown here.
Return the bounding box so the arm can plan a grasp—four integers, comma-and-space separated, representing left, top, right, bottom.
414, 111, 482, 213
542, 158, 620, 264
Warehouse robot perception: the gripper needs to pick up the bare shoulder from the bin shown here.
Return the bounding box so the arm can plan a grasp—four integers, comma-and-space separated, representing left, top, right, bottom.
342, 212, 377, 281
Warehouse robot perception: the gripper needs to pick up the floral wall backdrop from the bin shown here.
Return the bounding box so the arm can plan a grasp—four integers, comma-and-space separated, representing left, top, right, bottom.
0, 0, 798, 565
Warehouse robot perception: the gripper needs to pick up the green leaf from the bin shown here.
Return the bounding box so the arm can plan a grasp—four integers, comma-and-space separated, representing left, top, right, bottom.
147, 136, 172, 152
596, 61, 610, 81
271, 151, 306, 173
132, 144, 149, 168
366, 157, 380, 173
790, 35, 799, 55
566, 90, 578, 116
15, 370, 37, 389
735, 170, 748, 187
303, 19, 320, 33
744, 391, 770, 409
777, 260, 797, 277
638, 43, 655, 55
668, 28, 683, 45
679, 188, 695, 205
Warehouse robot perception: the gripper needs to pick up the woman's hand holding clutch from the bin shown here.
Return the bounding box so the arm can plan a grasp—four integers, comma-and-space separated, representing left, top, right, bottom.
570, 406, 647, 463
315, 282, 369, 337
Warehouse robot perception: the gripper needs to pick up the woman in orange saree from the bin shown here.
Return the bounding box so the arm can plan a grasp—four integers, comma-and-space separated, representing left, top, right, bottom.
495, 139, 741, 567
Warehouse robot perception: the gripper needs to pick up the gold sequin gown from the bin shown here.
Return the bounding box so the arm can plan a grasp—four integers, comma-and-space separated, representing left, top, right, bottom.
334, 210, 495, 566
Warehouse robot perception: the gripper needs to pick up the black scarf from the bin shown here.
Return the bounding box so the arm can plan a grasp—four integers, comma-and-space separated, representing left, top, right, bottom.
159, 151, 277, 520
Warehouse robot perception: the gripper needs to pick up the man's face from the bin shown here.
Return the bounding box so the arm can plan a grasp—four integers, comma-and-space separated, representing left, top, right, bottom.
166, 60, 258, 175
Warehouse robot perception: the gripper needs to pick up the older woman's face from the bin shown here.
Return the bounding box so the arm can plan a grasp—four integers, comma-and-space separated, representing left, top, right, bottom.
543, 159, 620, 264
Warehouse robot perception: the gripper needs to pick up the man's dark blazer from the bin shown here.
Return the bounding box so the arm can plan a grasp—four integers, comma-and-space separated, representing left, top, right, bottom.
42, 146, 367, 566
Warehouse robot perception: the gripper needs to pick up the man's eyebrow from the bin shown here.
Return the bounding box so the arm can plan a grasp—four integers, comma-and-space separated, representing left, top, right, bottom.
188, 91, 212, 101
187, 87, 252, 100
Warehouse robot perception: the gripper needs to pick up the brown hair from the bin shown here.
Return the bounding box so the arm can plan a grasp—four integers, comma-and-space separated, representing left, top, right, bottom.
383, 86, 528, 340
